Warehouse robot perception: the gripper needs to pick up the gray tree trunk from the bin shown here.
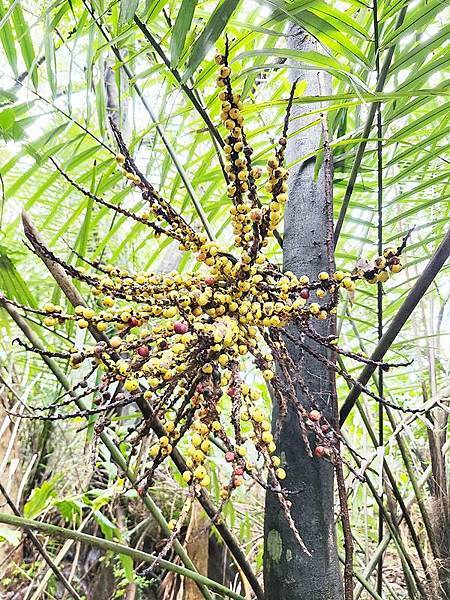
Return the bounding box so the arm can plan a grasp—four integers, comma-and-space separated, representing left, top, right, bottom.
263, 26, 344, 600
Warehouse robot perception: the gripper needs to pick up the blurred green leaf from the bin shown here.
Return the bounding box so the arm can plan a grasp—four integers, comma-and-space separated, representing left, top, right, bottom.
183, 0, 240, 82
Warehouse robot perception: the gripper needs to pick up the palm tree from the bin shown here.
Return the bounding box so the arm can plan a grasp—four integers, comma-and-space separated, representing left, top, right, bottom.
0, 1, 448, 599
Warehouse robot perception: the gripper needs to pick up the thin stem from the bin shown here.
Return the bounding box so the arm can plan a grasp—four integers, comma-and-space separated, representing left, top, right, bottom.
334, 3, 409, 244
0, 299, 214, 600
133, 17, 223, 148
345, 442, 427, 599
373, 0, 384, 593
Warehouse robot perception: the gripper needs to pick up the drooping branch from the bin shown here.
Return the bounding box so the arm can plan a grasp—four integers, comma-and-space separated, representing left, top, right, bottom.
340, 229, 450, 425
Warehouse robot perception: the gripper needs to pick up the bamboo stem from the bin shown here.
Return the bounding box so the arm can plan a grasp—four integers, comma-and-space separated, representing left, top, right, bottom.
0, 513, 246, 600
0, 483, 82, 600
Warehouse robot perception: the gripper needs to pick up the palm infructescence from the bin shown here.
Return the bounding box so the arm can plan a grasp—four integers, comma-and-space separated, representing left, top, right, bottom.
0, 1, 448, 600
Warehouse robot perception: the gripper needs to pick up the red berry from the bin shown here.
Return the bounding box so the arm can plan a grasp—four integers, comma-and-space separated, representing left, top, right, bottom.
300, 288, 310, 299
225, 451, 235, 462
137, 346, 150, 358
204, 276, 215, 286
321, 424, 330, 433
196, 382, 205, 393
136, 485, 146, 496
234, 466, 244, 476
309, 410, 321, 422
129, 317, 139, 327
173, 321, 189, 334
227, 386, 238, 397
314, 446, 326, 458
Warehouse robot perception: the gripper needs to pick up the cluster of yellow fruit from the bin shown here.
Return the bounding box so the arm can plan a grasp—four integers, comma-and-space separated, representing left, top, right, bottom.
34, 52, 405, 502
217, 52, 290, 254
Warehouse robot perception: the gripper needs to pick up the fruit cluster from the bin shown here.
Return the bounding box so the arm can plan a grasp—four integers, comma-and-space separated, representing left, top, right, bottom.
15, 48, 406, 526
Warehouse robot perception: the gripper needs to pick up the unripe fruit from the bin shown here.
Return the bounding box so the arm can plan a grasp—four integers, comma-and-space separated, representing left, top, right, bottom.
124, 378, 138, 392
110, 336, 122, 348
237, 445, 247, 457
149, 444, 160, 458
390, 263, 402, 273
168, 519, 177, 531
276, 467, 286, 480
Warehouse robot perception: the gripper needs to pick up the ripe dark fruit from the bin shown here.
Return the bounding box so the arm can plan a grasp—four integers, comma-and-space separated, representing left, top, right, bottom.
204, 276, 215, 286
173, 321, 189, 334
300, 288, 310, 299
321, 424, 330, 433
234, 466, 244, 476
309, 410, 321, 422
314, 446, 326, 458
137, 346, 150, 358
129, 317, 139, 327
227, 386, 238, 397
225, 451, 235, 462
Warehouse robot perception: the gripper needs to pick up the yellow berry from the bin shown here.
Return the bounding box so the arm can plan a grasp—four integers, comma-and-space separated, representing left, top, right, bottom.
168, 519, 177, 531
262, 431, 273, 444
194, 465, 206, 480
110, 336, 122, 348
237, 445, 247, 457
276, 467, 286, 480
150, 444, 160, 458
124, 378, 139, 392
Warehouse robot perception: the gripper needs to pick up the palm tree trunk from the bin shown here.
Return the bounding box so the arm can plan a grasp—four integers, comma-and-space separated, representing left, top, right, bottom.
263, 25, 344, 600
